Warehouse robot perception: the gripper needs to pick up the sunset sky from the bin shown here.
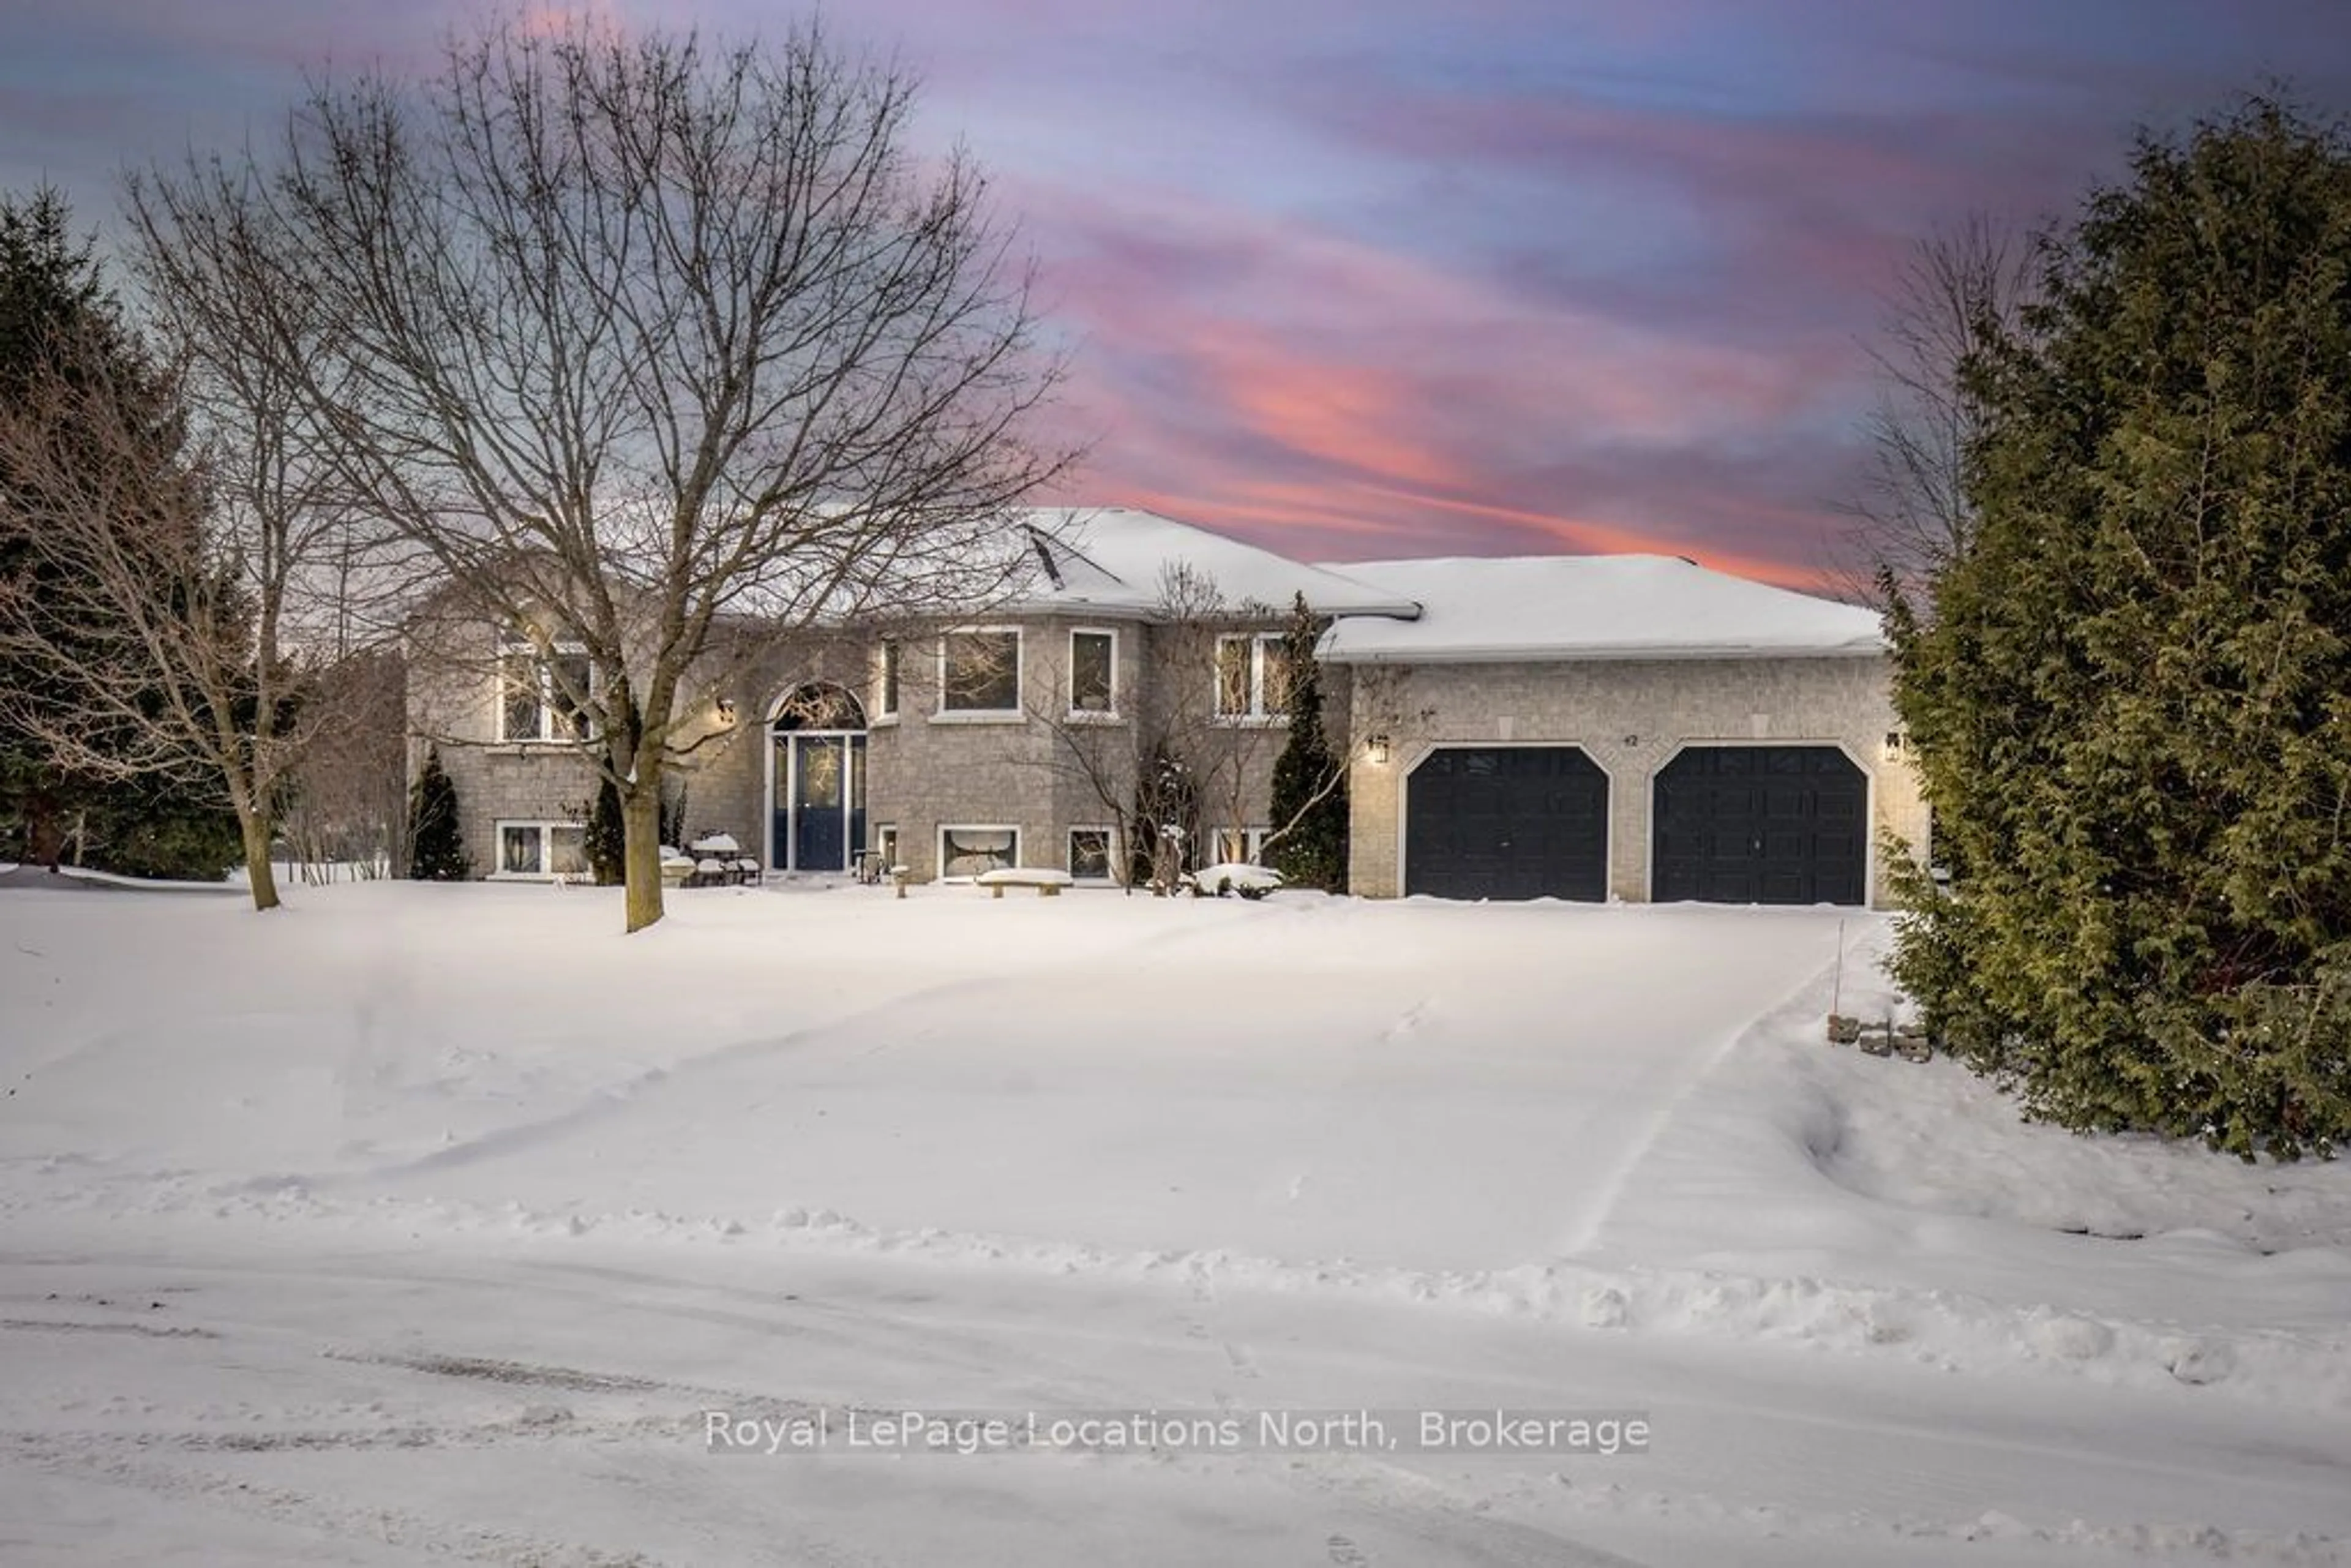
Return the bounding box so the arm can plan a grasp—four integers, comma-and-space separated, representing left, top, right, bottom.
5, 1, 2349, 587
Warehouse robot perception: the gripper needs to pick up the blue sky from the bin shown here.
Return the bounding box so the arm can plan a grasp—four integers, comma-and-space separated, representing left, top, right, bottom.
6, 1, 2348, 585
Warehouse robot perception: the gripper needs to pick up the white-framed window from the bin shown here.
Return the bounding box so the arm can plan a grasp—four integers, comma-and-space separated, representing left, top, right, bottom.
939, 628, 1021, 715
1212, 826, 1270, 865
1068, 628, 1117, 717
497, 636, 594, 743
1068, 826, 1117, 882
939, 824, 1020, 880
1213, 633, 1291, 721
876, 639, 900, 721
495, 819, 588, 879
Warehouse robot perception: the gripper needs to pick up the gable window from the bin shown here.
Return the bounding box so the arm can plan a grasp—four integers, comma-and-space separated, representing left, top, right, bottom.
1068, 827, 1116, 882
1214, 634, 1291, 721
940, 825, 1019, 880
877, 639, 900, 719
498, 638, 594, 743
1070, 629, 1116, 716
495, 820, 588, 879
941, 629, 1021, 714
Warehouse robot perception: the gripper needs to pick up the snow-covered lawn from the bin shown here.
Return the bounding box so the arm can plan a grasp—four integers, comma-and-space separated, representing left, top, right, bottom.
2, 880, 2347, 1565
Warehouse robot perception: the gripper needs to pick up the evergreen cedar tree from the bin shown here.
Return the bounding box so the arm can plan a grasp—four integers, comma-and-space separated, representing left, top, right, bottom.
407, 747, 467, 881
1888, 97, 2351, 1159
0, 189, 239, 879
1266, 593, 1348, 892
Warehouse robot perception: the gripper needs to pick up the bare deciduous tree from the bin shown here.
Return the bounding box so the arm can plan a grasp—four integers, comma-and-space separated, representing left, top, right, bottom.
96, 159, 398, 902
0, 329, 320, 910
171, 18, 1068, 931
1836, 214, 2038, 606
125, 157, 393, 671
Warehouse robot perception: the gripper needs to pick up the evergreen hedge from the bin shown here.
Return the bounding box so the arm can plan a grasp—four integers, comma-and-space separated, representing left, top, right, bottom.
1889, 99, 2351, 1158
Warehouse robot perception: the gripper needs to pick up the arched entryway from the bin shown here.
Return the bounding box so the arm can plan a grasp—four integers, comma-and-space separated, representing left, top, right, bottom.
768, 683, 868, 872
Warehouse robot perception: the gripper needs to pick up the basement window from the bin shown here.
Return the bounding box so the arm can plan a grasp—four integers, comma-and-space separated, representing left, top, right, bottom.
495, 820, 588, 879
939, 825, 1019, 880
1068, 827, 1116, 881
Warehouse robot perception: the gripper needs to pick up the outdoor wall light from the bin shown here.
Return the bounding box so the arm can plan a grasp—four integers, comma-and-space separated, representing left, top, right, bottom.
1366, 733, 1391, 765
716, 697, 738, 724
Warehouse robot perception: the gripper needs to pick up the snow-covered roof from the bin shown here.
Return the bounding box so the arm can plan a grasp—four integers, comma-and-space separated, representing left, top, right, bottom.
1316, 555, 1885, 663
1014, 508, 1420, 620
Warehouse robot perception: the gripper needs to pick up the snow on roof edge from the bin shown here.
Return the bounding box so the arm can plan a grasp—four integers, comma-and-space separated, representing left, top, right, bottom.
1011, 507, 1425, 620
1313, 552, 1885, 662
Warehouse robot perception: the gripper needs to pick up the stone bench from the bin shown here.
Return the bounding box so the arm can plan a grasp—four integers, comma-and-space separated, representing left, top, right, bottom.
973, 867, 1074, 899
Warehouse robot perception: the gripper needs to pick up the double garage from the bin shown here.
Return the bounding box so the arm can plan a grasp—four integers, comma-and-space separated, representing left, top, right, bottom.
1401, 743, 1870, 906
1321, 553, 1925, 909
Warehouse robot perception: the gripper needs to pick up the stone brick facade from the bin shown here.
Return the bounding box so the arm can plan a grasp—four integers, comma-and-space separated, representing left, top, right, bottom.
1342, 654, 1927, 906
402, 618, 603, 880
407, 611, 1307, 883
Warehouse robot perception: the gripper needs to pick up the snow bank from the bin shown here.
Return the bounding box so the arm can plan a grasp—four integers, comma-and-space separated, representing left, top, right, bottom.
39, 1172, 2337, 1417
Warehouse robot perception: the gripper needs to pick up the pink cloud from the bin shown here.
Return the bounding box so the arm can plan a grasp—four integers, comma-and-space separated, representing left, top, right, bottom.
1008, 171, 1870, 576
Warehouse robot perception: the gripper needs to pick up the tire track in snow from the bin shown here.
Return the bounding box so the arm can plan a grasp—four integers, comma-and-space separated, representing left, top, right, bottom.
1, 1433, 685, 1566
1556, 925, 1854, 1256
332, 910, 1259, 1190
7, 1245, 2344, 1565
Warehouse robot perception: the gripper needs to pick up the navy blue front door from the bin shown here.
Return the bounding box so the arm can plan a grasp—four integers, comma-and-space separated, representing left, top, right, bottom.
795, 736, 845, 870
771, 731, 867, 871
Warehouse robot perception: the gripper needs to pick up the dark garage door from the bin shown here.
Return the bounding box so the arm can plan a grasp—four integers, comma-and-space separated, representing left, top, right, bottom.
1652, 746, 1867, 905
1405, 747, 1608, 901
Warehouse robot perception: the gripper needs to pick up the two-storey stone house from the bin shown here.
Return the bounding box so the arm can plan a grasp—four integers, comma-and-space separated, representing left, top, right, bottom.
410, 508, 1416, 887
409, 508, 1925, 903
